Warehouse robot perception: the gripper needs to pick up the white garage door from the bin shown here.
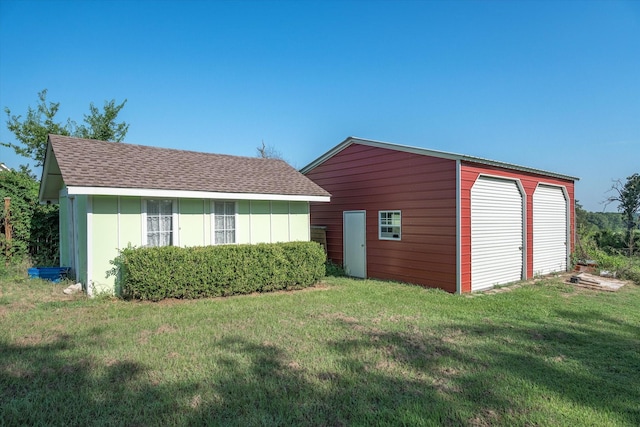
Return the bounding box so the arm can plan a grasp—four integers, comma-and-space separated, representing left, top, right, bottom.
471, 176, 524, 291
533, 185, 568, 275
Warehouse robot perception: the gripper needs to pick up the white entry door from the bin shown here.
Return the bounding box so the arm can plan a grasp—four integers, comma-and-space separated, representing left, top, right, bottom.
343, 211, 366, 278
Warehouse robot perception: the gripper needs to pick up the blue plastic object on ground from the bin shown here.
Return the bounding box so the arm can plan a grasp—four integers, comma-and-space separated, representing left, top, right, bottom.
27, 267, 71, 283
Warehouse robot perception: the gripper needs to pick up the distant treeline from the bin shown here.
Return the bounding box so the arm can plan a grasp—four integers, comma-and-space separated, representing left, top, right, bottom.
579, 211, 626, 232
576, 205, 639, 255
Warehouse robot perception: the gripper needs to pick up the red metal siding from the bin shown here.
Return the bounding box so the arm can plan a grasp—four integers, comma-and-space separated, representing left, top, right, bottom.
460, 162, 575, 293
306, 144, 458, 292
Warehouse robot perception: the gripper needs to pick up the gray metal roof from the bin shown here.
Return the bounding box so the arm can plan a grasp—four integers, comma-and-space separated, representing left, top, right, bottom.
300, 136, 579, 181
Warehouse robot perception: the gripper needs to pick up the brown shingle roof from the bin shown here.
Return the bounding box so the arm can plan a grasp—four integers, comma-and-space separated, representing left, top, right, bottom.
47, 134, 330, 197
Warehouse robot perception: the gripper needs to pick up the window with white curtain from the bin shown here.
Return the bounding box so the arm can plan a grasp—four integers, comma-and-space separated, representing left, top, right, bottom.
214, 201, 235, 244
146, 199, 174, 247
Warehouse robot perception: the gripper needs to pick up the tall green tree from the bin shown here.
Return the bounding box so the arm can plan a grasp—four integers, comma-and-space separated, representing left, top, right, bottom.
0, 167, 59, 266
2, 89, 71, 167
75, 99, 129, 142
606, 173, 640, 256
2, 89, 129, 168
1, 90, 129, 266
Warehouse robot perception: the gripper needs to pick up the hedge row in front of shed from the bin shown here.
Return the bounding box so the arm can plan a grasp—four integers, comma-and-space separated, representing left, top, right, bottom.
114, 241, 326, 301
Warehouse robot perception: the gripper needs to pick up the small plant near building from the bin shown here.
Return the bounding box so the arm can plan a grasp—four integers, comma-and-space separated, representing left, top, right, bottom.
325, 260, 346, 277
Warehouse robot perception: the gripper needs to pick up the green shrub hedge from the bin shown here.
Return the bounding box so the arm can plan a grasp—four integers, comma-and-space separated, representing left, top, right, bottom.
113, 241, 326, 301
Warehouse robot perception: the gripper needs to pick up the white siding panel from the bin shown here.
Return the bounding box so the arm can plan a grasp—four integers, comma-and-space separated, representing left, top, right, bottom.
471, 177, 524, 291
533, 185, 567, 275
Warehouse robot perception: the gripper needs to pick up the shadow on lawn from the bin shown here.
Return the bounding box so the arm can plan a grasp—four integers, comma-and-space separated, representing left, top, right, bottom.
1, 330, 453, 425
334, 309, 640, 425
185, 335, 470, 425
0, 330, 185, 425
459, 310, 640, 425
312, 313, 640, 425
1, 309, 639, 426
186, 310, 640, 425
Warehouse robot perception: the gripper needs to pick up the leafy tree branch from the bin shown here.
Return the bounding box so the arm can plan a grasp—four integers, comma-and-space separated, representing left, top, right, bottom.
605, 173, 640, 256
2, 89, 71, 167
1, 89, 129, 168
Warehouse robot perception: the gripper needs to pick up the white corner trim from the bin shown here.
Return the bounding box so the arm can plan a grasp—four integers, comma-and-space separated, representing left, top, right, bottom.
455, 159, 462, 295
202, 199, 207, 246
117, 196, 121, 250
307, 202, 310, 241
174, 199, 180, 247
288, 201, 291, 242
86, 196, 93, 297
140, 198, 147, 246
248, 200, 253, 244
65, 186, 330, 203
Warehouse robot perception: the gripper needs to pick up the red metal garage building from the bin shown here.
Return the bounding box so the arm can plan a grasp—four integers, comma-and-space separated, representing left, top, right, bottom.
301, 137, 578, 293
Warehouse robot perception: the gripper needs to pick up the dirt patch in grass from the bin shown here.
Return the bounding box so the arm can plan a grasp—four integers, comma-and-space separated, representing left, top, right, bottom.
104, 357, 120, 367
441, 328, 465, 344
137, 330, 152, 345
468, 409, 501, 427
326, 312, 359, 323
155, 324, 178, 334
188, 394, 202, 409
239, 282, 334, 299
141, 282, 333, 306
5, 301, 36, 313
384, 314, 421, 323
137, 324, 179, 345
14, 332, 72, 348
0, 280, 85, 319
15, 334, 46, 347
287, 360, 302, 371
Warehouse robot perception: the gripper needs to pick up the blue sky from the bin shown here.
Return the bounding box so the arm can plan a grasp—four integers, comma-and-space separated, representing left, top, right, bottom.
1, 0, 638, 212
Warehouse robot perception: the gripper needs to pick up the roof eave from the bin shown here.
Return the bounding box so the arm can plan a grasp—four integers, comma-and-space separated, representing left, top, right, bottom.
299, 136, 355, 174
300, 136, 579, 181
38, 136, 63, 204
64, 186, 330, 202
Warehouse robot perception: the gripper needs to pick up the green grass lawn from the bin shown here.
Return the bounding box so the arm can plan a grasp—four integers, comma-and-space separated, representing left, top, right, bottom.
1, 274, 639, 426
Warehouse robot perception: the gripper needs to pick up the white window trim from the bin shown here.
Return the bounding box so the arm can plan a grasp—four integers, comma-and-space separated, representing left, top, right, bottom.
141, 198, 179, 247
211, 200, 238, 245
379, 210, 402, 241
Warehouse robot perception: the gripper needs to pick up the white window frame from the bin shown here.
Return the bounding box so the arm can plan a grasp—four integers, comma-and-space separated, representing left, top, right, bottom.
141, 198, 179, 247
211, 200, 237, 245
379, 210, 401, 241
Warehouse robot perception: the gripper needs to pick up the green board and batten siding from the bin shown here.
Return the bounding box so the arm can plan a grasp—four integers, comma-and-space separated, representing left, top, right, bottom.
59, 194, 69, 267
73, 196, 311, 294
91, 196, 119, 294
180, 199, 207, 247
59, 193, 89, 288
